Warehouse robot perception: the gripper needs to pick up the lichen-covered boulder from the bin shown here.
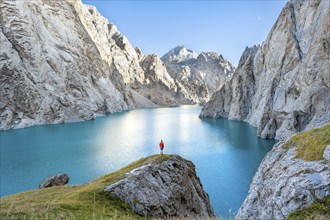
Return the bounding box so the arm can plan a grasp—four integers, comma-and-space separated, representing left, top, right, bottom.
39, 174, 69, 189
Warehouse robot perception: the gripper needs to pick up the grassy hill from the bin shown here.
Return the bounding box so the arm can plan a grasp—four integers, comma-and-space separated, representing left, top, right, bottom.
0, 154, 170, 219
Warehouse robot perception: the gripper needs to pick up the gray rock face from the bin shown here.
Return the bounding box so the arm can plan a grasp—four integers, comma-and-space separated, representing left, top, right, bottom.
200, 0, 330, 140
0, 0, 139, 130
137, 54, 179, 107
162, 46, 235, 104
39, 173, 69, 189
236, 139, 330, 220
324, 145, 330, 161
105, 155, 215, 218
161, 46, 198, 64
73, 3, 146, 87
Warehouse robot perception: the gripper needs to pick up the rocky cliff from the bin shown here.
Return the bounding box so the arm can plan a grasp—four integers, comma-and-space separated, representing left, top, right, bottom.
0, 0, 235, 130
105, 155, 215, 218
75, 3, 182, 107
236, 123, 330, 220
0, 0, 149, 130
200, 0, 330, 140
134, 54, 178, 106
162, 46, 235, 104
0, 155, 214, 219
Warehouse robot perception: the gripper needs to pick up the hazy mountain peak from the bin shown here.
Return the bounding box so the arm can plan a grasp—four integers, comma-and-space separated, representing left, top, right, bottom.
161, 46, 198, 63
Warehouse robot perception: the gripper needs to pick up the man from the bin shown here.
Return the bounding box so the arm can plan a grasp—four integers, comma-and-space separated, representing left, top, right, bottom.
159, 140, 164, 155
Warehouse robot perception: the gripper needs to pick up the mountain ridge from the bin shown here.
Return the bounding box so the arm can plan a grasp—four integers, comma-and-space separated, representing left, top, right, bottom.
162, 46, 235, 104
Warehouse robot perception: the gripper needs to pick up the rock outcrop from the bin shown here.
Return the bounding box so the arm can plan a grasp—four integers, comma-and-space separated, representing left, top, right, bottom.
39, 173, 69, 189
162, 46, 235, 104
236, 123, 330, 220
200, 0, 330, 140
105, 155, 215, 218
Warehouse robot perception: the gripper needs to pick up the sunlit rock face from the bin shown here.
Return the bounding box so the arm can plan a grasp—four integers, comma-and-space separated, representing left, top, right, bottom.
73, 2, 145, 86
71, 4, 216, 107
162, 46, 235, 104
236, 126, 330, 220
0, 0, 181, 130
200, 0, 330, 140
0, 0, 142, 130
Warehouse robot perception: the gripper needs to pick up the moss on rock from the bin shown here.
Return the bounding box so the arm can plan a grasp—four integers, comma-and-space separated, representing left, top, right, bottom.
287, 195, 330, 220
283, 123, 330, 161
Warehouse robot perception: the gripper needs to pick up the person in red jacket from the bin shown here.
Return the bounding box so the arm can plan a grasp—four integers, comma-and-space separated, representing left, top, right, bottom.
159, 140, 164, 155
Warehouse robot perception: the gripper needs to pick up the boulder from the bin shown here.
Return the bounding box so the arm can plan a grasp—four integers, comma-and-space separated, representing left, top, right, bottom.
105, 155, 214, 218
39, 174, 69, 189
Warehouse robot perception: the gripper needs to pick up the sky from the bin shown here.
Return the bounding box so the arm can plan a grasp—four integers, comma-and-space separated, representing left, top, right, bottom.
82, 0, 288, 66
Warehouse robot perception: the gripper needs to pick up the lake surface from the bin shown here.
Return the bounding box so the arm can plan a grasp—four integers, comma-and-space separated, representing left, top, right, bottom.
0, 105, 275, 217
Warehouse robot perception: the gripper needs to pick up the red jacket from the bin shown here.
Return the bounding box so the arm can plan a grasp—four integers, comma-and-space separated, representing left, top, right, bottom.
159, 142, 164, 149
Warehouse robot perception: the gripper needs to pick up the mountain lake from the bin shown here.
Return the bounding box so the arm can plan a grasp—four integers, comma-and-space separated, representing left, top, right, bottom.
0, 105, 276, 217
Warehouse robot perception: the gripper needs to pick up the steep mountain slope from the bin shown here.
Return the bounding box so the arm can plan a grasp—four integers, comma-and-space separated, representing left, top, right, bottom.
162, 46, 235, 104
74, 3, 181, 107
137, 54, 179, 106
0, 0, 141, 130
236, 123, 330, 220
0, 0, 188, 130
200, 0, 330, 140
72, 2, 145, 86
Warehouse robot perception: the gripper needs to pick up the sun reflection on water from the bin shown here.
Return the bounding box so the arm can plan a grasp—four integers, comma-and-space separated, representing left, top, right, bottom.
1, 105, 275, 217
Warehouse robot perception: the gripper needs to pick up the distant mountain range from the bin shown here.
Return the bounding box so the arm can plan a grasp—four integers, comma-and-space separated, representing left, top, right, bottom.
162, 46, 235, 104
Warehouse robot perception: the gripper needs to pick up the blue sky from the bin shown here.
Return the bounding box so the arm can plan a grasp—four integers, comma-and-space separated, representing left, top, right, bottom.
82, 0, 287, 66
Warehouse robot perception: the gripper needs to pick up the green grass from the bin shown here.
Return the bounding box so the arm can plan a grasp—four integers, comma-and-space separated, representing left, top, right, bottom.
0, 154, 170, 220
283, 122, 330, 161
287, 195, 330, 220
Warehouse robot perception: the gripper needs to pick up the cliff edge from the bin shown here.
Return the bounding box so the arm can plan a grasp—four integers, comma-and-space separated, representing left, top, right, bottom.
236, 123, 330, 220
200, 0, 330, 140
106, 154, 215, 218
0, 154, 214, 219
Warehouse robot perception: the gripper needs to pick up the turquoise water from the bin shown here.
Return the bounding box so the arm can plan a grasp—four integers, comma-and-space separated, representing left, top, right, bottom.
0, 106, 275, 217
